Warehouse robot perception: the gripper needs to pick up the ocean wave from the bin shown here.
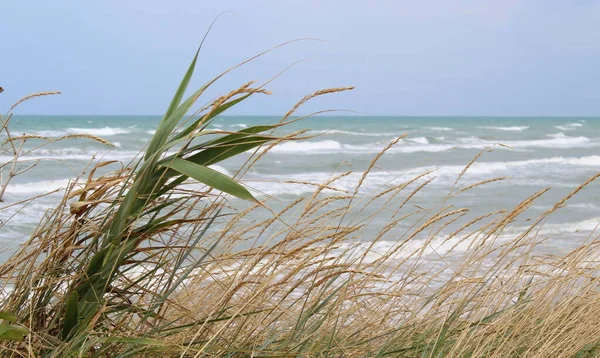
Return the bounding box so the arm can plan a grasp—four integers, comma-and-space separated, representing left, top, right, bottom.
290, 134, 595, 155
307, 130, 394, 137
31, 127, 131, 137
244, 155, 600, 196
464, 133, 591, 150
270, 140, 342, 153
406, 137, 429, 144
547, 132, 566, 138
478, 126, 529, 131
230, 123, 248, 129
437, 156, 600, 176
426, 127, 453, 131
555, 122, 584, 131
5, 179, 72, 195
32, 130, 69, 137
353, 135, 593, 154
67, 127, 131, 136
0, 148, 141, 162
456, 136, 482, 144
267, 133, 595, 155
333, 231, 522, 260
522, 217, 600, 236
0, 202, 62, 227
422, 156, 600, 179
567, 203, 600, 211
7, 164, 228, 197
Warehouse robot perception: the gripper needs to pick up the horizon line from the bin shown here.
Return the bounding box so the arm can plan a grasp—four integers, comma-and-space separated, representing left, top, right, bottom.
9, 114, 600, 118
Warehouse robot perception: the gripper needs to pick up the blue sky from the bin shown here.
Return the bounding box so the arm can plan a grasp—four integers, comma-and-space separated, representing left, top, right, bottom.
2, 1, 600, 116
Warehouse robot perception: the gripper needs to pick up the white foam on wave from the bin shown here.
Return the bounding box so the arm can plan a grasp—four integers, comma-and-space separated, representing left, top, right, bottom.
247, 181, 324, 197
33, 130, 68, 137
464, 133, 591, 150
270, 140, 342, 154
0, 148, 141, 163
268, 133, 595, 155
5, 179, 71, 195
478, 126, 529, 131
547, 132, 566, 138
411, 156, 600, 181
456, 156, 600, 175
427, 127, 453, 131
308, 130, 393, 137
67, 127, 131, 136
371, 217, 599, 259
555, 122, 584, 131
355, 134, 594, 154
568, 203, 600, 211
31, 127, 131, 137
0, 202, 63, 228
231, 123, 248, 129
333, 231, 521, 261
406, 137, 429, 144
521, 217, 600, 236
244, 155, 600, 197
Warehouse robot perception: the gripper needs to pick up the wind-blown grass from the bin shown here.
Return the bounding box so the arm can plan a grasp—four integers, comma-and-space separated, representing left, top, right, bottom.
0, 46, 599, 358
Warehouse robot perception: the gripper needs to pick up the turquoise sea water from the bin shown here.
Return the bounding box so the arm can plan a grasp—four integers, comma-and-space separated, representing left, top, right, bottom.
1, 116, 599, 257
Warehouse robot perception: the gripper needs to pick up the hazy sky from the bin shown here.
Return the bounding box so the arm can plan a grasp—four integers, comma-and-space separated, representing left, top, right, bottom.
2, 1, 600, 116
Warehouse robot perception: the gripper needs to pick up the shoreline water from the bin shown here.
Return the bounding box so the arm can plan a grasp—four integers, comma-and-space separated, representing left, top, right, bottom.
1, 116, 599, 262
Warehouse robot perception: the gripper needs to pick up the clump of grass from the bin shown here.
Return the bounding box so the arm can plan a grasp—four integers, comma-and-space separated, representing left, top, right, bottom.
0, 44, 599, 358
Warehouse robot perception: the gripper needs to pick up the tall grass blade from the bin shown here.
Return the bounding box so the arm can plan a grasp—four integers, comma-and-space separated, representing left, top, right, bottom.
146, 47, 200, 159
61, 290, 80, 340
160, 157, 256, 202
0, 324, 27, 342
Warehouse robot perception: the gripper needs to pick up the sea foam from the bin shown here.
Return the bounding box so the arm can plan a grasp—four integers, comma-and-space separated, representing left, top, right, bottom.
555, 122, 584, 131
478, 126, 529, 131
270, 140, 343, 154
308, 130, 393, 137
5, 179, 72, 195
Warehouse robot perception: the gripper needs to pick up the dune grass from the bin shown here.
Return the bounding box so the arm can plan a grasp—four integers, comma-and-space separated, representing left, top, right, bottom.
0, 46, 599, 357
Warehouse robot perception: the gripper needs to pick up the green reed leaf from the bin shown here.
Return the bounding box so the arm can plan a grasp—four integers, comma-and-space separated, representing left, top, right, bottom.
0, 324, 27, 342
160, 157, 256, 202
61, 290, 79, 340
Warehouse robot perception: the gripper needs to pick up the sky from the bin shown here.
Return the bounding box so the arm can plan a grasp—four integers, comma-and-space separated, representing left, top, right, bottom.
2, 1, 600, 116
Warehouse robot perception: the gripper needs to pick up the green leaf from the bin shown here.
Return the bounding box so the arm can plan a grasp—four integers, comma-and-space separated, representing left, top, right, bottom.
62, 290, 80, 340
148, 134, 272, 199
0, 312, 18, 322
160, 157, 256, 202
184, 136, 271, 167
157, 134, 272, 174
0, 324, 27, 341
172, 93, 253, 141
146, 47, 201, 159
177, 125, 276, 155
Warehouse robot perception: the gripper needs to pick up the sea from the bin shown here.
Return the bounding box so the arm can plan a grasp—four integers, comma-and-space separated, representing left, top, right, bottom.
1, 116, 599, 260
